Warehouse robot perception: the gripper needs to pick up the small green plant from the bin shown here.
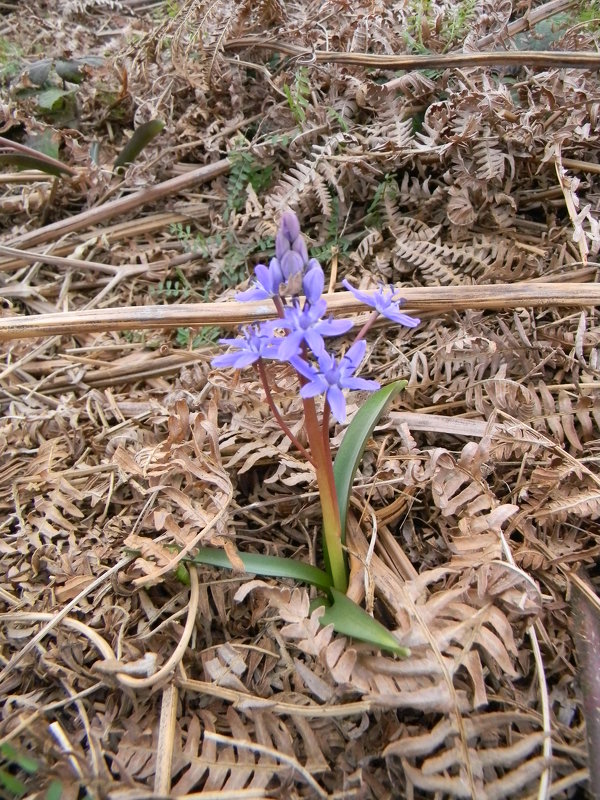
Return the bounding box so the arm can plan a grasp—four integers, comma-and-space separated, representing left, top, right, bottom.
194, 212, 421, 655
309, 197, 352, 263
12, 56, 104, 122
443, 0, 478, 47
155, 0, 180, 18
577, 0, 600, 27
0, 743, 63, 800
150, 278, 190, 301
175, 326, 222, 349
403, 0, 478, 51
0, 37, 22, 85
366, 174, 399, 225
327, 106, 349, 133
224, 143, 273, 222
169, 222, 215, 258
283, 67, 311, 125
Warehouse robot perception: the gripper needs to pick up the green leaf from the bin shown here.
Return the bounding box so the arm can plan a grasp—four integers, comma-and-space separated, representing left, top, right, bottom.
174, 562, 190, 586
0, 154, 68, 177
191, 547, 332, 592
333, 380, 407, 542
25, 130, 59, 161
0, 768, 27, 797
114, 119, 165, 169
45, 780, 63, 800
0, 744, 38, 775
26, 59, 52, 86
55, 59, 86, 84
36, 87, 74, 111
319, 588, 410, 657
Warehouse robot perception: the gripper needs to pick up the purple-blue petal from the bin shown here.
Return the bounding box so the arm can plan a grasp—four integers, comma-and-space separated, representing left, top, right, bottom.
275, 230, 290, 260
315, 349, 336, 374
254, 262, 273, 290
315, 318, 353, 337
280, 211, 301, 242
278, 330, 304, 360
268, 257, 283, 287
342, 377, 380, 392
343, 339, 367, 369
342, 279, 375, 307
326, 385, 347, 423
290, 355, 317, 381
235, 285, 270, 302
292, 237, 309, 264
384, 308, 421, 327
212, 350, 256, 369
303, 265, 324, 304
281, 250, 304, 279
304, 328, 326, 357
300, 377, 329, 399
231, 351, 261, 368
212, 351, 244, 369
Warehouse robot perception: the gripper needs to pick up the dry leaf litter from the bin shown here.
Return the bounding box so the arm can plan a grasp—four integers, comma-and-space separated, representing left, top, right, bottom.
0, 0, 599, 797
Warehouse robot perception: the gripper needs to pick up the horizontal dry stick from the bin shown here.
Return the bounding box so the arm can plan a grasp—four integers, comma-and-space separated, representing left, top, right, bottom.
5, 158, 230, 251
476, 0, 577, 48
0, 211, 189, 271
1, 283, 599, 342
0, 243, 195, 275
223, 39, 600, 70
0, 136, 77, 177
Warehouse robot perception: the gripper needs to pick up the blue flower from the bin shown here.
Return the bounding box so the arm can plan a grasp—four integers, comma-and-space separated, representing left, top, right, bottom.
291, 340, 380, 423
236, 258, 283, 302
278, 298, 353, 361
212, 324, 278, 369
236, 212, 313, 303
343, 280, 420, 328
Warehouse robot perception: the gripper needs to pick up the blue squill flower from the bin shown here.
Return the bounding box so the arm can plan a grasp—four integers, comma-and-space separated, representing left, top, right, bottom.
343, 280, 420, 328
291, 340, 380, 423
212, 324, 278, 369
278, 298, 353, 360
236, 258, 284, 302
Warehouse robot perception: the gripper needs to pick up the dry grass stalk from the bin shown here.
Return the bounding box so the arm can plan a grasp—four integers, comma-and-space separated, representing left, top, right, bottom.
1, 282, 599, 341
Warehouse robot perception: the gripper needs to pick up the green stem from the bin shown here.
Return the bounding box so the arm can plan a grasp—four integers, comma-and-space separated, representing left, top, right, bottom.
302, 395, 347, 592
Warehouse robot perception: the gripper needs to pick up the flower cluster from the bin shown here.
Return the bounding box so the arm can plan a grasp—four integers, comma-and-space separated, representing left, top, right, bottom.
212, 211, 419, 423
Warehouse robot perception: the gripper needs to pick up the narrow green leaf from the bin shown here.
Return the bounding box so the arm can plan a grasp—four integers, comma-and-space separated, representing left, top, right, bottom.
0, 768, 27, 797
114, 119, 165, 169
45, 779, 63, 800
191, 547, 332, 592
36, 87, 73, 112
0, 154, 68, 177
0, 744, 38, 774
333, 380, 407, 542
320, 588, 410, 657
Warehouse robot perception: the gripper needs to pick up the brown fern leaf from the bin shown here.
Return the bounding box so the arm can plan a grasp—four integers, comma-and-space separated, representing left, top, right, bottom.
473, 137, 511, 182
533, 490, 600, 521
385, 713, 547, 800
349, 228, 384, 269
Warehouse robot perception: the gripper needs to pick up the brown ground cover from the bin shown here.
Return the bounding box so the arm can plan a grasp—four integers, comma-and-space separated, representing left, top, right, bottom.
1, 0, 600, 797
